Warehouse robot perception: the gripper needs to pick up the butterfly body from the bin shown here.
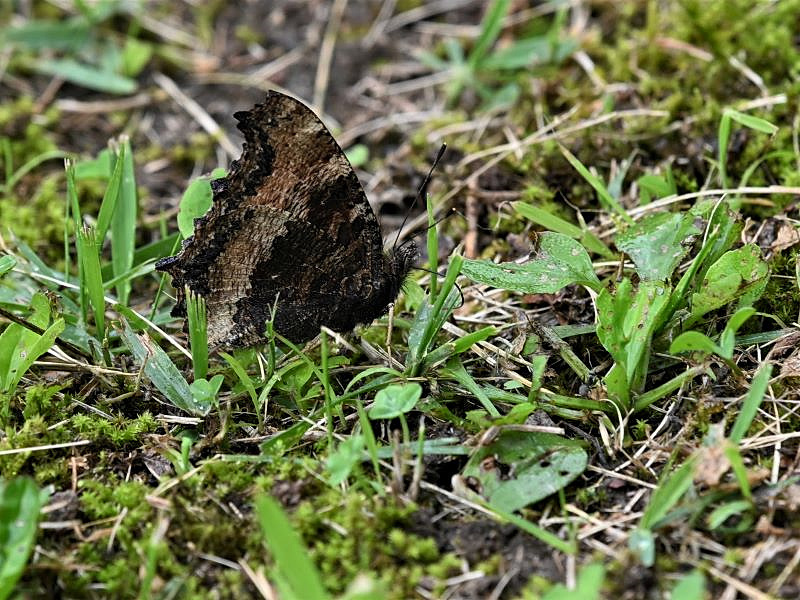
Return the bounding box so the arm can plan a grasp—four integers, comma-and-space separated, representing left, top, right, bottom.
156, 91, 415, 349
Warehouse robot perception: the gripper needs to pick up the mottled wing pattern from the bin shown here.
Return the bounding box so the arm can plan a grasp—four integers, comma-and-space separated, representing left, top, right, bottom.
156, 91, 412, 349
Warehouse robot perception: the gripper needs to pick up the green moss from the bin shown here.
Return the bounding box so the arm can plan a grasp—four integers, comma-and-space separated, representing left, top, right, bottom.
70, 411, 159, 444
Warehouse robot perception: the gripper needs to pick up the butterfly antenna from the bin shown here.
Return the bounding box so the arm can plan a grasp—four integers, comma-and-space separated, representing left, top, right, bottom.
393, 143, 447, 250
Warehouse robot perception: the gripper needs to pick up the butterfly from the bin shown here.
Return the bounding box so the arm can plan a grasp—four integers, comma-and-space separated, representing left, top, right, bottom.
155, 91, 417, 350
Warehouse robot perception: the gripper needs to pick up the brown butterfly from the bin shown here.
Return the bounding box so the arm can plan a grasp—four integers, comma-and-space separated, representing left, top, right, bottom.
156, 91, 416, 349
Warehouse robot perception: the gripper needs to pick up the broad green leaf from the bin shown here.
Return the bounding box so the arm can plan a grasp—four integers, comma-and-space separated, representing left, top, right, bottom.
461, 430, 588, 512
688, 244, 769, 325
616, 212, 699, 281
596, 279, 669, 396
462, 232, 601, 294
120, 36, 153, 77
73, 148, 112, 180
120, 321, 208, 416
177, 174, 223, 239
669, 331, 722, 357
0, 477, 50, 600
344, 144, 368, 168
327, 434, 365, 486
369, 383, 422, 419
670, 570, 706, 600
542, 563, 605, 600
189, 375, 224, 410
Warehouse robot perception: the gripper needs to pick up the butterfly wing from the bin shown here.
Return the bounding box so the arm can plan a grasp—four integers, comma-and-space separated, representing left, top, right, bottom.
156, 91, 402, 349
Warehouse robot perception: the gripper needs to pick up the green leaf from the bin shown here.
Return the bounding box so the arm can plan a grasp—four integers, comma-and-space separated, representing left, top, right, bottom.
254, 495, 330, 600
0, 256, 15, 278
368, 383, 422, 419
2, 18, 90, 50
729, 362, 771, 444
0, 477, 50, 600
688, 244, 769, 325
406, 256, 463, 374
637, 172, 676, 205
707, 499, 752, 530
542, 563, 605, 600
461, 430, 587, 513
186, 288, 208, 381
596, 279, 669, 398
120, 36, 153, 77
120, 321, 208, 416
73, 148, 112, 180
177, 174, 223, 239
482, 35, 577, 70
77, 227, 105, 341
344, 144, 368, 168
327, 434, 365, 486
462, 232, 601, 294
724, 108, 778, 135
33, 58, 137, 94
189, 375, 224, 410
616, 212, 700, 281
670, 569, 706, 600
0, 296, 64, 396
718, 306, 756, 357
468, 0, 511, 68
94, 144, 125, 243
561, 146, 634, 225
111, 138, 138, 305
514, 202, 612, 258
640, 456, 697, 530
669, 331, 722, 357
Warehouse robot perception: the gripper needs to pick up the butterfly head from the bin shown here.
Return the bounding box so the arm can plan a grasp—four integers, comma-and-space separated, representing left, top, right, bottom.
387, 242, 417, 293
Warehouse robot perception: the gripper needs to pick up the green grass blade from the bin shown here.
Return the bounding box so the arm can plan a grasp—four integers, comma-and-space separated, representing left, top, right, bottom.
560, 146, 634, 225
639, 455, 697, 530
185, 287, 208, 381
95, 142, 125, 243
254, 494, 330, 600
514, 201, 613, 258
468, 0, 511, 68
729, 362, 771, 444
120, 320, 208, 416
0, 477, 50, 600
442, 356, 500, 417
77, 227, 105, 342
111, 137, 137, 305
34, 58, 137, 94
